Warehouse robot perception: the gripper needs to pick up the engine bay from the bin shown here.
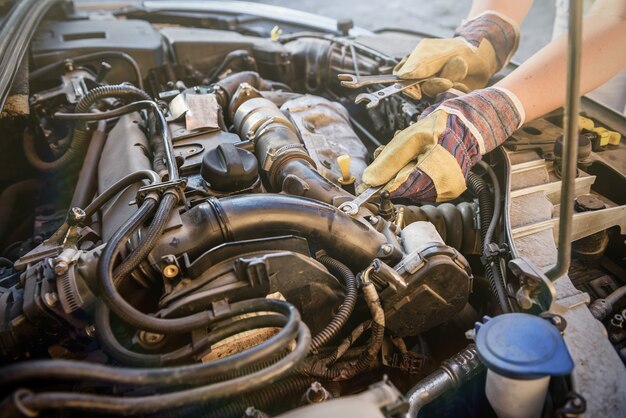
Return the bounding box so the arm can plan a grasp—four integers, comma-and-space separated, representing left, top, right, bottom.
0, 2, 625, 417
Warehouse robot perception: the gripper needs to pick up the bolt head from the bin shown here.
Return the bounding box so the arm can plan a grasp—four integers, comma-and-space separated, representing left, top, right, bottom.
139, 330, 164, 345
85, 324, 96, 337
162, 264, 179, 279
381, 244, 393, 255
43, 292, 58, 308
68, 207, 86, 225
517, 293, 533, 310
54, 261, 69, 276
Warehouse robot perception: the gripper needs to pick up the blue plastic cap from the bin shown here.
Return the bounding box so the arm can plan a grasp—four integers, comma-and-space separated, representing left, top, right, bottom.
475, 313, 574, 380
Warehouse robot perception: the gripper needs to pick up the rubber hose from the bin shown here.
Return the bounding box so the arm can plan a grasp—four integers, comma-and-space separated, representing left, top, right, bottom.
95, 302, 288, 367
83, 169, 160, 220
202, 376, 315, 418
311, 256, 357, 353
1, 299, 300, 388
112, 193, 178, 286
23, 84, 151, 172
467, 171, 509, 313
14, 323, 310, 416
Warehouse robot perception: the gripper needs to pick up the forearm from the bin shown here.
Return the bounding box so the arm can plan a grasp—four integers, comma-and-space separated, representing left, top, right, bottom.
468, 0, 533, 25
496, 0, 626, 122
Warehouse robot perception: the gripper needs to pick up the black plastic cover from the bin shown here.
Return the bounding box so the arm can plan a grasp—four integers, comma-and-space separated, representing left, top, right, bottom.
31, 20, 165, 85
201, 143, 259, 192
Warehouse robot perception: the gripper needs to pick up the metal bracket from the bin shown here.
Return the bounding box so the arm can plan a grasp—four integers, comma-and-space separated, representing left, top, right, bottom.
136, 178, 187, 205
509, 257, 557, 314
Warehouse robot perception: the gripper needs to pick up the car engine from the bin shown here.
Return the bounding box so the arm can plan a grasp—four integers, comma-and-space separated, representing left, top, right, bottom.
0, 2, 624, 417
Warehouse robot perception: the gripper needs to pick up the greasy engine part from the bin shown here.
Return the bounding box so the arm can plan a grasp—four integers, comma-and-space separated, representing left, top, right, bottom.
281, 95, 369, 190
397, 202, 481, 255
231, 89, 356, 206
373, 221, 472, 337
149, 194, 402, 271
0, 3, 625, 418
284, 38, 382, 94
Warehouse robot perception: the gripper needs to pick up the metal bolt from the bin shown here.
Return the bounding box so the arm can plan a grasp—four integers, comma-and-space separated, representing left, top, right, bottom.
369, 216, 380, 225
139, 330, 164, 345
381, 244, 393, 255
516, 292, 533, 310
304, 381, 331, 404
85, 324, 96, 338
162, 264, 179, 279
68, 207, 86, 226
43, 292, 59, 308
572, 397, 583, 408
54, 261, 69, 276
551, 316, 562, 326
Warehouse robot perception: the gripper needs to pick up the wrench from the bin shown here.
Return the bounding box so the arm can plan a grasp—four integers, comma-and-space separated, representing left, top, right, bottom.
355, 79, 422, 109
338, 185, 385, 215
338, 73, 404, 89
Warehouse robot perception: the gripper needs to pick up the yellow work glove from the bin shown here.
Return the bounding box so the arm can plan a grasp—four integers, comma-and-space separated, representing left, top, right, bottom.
395, 11, 520, 98
360, 87, 524, 202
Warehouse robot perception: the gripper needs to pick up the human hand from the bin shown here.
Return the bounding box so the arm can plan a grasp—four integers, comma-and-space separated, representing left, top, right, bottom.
360, 87, 524, 202
394, 12, 520, 99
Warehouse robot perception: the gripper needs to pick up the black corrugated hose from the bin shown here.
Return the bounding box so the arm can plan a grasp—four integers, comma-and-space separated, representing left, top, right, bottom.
467, 166, 510, 313
298, 272, 385, 381
23, 84, 151, 172
311, 255, 358, 353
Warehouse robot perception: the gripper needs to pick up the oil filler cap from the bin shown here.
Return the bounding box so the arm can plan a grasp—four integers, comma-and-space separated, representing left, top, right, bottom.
475, 313, 574, 379
201, 143, 258, 192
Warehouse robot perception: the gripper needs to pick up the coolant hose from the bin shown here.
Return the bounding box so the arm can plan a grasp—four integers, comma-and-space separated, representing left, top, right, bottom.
311, 256, 358, 352
467, 170, 509, 313
151, 194, 402, 271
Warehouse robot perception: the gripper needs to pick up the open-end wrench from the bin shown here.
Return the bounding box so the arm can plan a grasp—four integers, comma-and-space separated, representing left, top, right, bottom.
354, 79, 422, 109
338, 73, 404, 89
338, 184, 385, 215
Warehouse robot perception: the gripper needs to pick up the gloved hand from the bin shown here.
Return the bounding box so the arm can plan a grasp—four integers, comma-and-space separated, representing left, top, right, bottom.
395, 11, 520, 98
360, 87, 524, 202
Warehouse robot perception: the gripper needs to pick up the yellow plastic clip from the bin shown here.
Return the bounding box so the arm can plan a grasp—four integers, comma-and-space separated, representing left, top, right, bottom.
270, 26, 283, 41
337, 154, 356, 185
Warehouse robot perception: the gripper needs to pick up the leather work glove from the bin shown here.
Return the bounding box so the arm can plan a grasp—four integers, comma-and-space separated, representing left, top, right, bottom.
395, 11, 520, 98
360, 87, 524, 202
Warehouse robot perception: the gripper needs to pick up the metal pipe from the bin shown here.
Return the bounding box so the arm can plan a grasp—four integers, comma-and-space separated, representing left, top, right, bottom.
405, 345, 484, 417
589, 285, 626, 320
546, 0, 583, 280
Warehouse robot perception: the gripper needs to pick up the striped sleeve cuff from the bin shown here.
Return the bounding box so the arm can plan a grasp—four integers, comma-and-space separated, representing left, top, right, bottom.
437, 87, 524, 154
454, 11, 520, 71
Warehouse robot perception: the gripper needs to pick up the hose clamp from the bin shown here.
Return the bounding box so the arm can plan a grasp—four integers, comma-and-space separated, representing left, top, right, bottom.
136, 178, 187, 205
